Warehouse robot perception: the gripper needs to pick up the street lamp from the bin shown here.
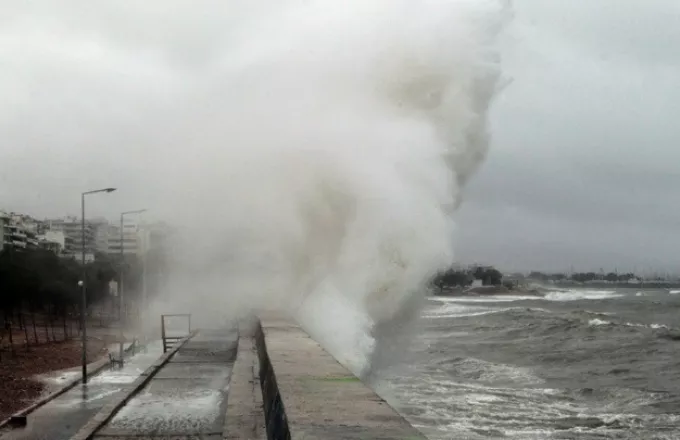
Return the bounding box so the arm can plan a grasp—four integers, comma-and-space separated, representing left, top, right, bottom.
81, 187, 116, 384
119, 209, 146, 363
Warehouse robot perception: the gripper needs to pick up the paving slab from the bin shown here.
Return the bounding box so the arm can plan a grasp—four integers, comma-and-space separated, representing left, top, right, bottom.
154, 363, 232, 380
261, 317, 427, 440
94, 436, 222, 440
93, 329, 237, 440
223, 336, 265, 440
171, 352, 236, 364
191, 329, 238, 341
98, 379, 228, 435
172, 338, 237, 364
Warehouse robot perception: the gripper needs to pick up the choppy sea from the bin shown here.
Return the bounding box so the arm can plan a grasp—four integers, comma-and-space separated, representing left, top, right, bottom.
371, 288, 680, 439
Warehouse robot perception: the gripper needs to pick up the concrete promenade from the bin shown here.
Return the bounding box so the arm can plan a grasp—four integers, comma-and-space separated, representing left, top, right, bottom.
83, 318, 422, 439
89, 328, 238, 439
4, 318, 424, 439
252, 316, 426, 440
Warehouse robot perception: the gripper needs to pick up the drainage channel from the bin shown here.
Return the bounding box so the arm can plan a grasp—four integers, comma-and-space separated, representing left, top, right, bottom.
86, 328, 238, 440
0, 341, 165, 440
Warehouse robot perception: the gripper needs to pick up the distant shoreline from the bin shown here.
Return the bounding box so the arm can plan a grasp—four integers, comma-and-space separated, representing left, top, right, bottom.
435, 285, 546, 297
434, 283, 680, 298
553, 282, 680, 289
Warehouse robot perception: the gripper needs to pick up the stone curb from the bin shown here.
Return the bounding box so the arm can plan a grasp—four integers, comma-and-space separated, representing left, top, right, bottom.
69, 330, 198, 440
223, 332, 265, 440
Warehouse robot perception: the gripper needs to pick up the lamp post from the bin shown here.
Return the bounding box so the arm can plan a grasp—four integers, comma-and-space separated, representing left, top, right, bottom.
141, 230, 149, 345
81, 187, 116, 385
118, 209, 146, 363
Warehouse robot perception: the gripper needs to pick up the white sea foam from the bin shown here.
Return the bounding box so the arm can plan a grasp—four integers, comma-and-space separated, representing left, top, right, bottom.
379, 368, 680, 440
588, 319, 669, 330
432, 289, 625, 305
584, 310, 615, 316
544, 290, 624, 302
110, 389, 224, 432
432, 295, 542, 303
424, 303, 554, 319
424, 303, 510, 319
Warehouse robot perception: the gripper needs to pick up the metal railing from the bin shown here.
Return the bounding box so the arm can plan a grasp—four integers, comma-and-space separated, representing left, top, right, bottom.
160, 314, 191, 353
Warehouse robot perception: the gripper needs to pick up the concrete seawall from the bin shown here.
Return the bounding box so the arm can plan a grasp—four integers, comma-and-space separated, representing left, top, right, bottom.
228, 316, 426, 440
254, 321, 290, 439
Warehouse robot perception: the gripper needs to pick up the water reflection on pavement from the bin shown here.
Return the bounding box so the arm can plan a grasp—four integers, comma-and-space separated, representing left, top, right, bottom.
0, 341, 163, 440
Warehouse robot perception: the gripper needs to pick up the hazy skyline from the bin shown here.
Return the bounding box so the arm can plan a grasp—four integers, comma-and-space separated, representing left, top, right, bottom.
2, 1, 679, 273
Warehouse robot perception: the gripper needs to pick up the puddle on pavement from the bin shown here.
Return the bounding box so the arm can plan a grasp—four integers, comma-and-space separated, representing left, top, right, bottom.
38, 341, 164, 408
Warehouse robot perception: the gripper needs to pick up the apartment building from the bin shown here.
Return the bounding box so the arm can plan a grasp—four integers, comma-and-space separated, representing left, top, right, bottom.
39, 230, 67, 254
45, 216, 108, 256
0, 212, 43, 251
0, 211, 10, 250
2, 211, 169, 263
106, 221, 150, 257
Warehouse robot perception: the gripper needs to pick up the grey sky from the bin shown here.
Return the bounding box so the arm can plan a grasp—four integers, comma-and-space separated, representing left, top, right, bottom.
456, 0, 680, 273
1, 1, 679, 273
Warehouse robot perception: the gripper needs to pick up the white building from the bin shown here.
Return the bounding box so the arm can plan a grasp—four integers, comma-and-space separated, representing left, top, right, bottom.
72, 251, 96, 263
38, 230, 66, 254
0, 212, 43, 251
46, 216, 108, 257
0, 211, 11, 250
106, 221, 151, 257
3, 212, 167, 263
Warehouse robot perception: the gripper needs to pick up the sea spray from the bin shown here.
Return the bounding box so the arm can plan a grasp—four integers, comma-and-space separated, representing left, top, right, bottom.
1, 0, 506, 375
154, 0, 507, 375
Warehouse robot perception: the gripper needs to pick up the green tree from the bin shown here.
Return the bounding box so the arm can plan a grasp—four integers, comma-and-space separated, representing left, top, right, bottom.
605, 272, 618, 282
473, 266, 503, 286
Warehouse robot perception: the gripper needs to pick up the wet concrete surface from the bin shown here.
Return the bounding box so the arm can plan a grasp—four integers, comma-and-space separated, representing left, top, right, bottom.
94, 328, 238, 439
0, 342, 163, 440
261, 317, 427, 440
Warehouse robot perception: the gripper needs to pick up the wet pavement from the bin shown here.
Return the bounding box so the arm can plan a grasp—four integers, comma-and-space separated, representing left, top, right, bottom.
93, 328, 238, 439
0, 342, 162, 440
260, 317, 427, 440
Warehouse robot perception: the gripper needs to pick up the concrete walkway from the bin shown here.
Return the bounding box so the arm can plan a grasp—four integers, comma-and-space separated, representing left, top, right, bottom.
260, 317, 427, 440
5, 319, 424, 440
91, 328, 238, 439
0, 342, 161, 440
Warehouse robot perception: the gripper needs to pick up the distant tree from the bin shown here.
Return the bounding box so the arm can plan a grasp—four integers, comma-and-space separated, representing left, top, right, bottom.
0, 245, 150, 354
431, 268, 473, 289
571, 273, 586, 282
605, 272, 619, 282
618, 273, 636, 281
0, 247, 118, 321
571, 272, 600, 282
473, 266, 503, 286
41, 281, 76, 314
86, 257, 118, 305
529, 271, 549, 281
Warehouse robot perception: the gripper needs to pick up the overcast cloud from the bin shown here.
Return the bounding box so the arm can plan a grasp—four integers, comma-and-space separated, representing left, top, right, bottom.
1, 0, 679, 274
456, 0, 680, 273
